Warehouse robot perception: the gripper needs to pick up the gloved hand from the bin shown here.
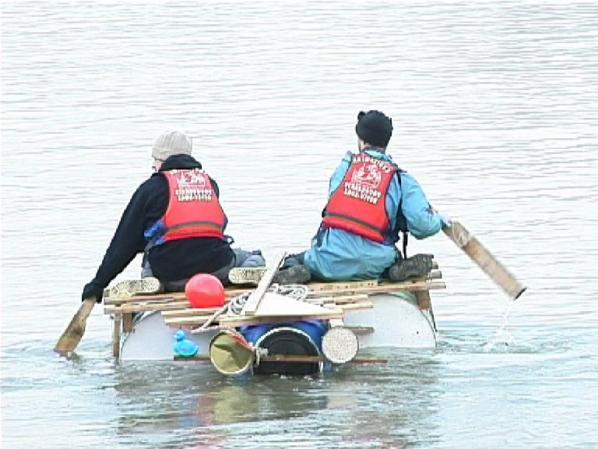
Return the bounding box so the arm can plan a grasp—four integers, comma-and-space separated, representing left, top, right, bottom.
428, 204, 452, 227
437, 213, 452, 228
82, 281, 104, 303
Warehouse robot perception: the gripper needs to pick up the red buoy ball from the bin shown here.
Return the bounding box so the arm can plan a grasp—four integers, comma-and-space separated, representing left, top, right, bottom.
185, 273, 225, 308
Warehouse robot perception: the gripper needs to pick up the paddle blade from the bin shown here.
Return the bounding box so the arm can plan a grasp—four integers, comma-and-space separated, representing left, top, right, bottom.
443, 221, 526, 300
54, 298, 96, 355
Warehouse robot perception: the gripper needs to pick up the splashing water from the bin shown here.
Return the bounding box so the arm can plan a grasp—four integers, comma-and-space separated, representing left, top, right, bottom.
483, 301, 516, 352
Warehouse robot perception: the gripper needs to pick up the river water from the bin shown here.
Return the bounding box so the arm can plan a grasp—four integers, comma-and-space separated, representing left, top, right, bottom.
1, 1, 597, 448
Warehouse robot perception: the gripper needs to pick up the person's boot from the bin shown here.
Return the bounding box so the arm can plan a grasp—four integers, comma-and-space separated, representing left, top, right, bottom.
272, 265, 311, 285
228, 265, 312, 286
228, 267, 267, 286
388, 254, 434, 282
105, 277, 162, 298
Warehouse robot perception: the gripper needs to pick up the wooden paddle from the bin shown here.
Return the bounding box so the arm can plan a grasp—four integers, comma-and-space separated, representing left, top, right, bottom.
443, 221, 526, 300
54, 298, 96, 355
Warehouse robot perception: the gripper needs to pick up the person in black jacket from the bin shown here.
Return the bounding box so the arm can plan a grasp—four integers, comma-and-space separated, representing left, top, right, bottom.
82, 131, 265, 302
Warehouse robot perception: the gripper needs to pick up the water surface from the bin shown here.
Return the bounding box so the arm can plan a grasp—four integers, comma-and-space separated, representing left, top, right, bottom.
2, 1, 597, 448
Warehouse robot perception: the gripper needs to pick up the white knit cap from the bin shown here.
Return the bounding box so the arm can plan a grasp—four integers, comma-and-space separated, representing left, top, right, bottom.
152, 131, 192, 160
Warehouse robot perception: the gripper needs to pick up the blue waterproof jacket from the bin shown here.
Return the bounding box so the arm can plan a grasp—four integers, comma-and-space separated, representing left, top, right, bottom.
304, 149, 444, 281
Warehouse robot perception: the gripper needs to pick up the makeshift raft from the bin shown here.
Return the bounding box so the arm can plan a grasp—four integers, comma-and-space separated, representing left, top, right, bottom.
103, 261, 445, 375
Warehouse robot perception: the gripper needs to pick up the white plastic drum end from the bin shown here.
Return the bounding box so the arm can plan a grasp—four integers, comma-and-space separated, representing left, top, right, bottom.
322, 326, 359, 364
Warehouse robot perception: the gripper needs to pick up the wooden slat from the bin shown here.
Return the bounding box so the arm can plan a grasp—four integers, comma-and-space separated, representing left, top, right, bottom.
312, 280, 445, 297
164, 316, 212, 327
161, 307, 222, 318
429, 270, 442, 280
104, 279, 389, 306
112, 315, 121, 358
107, 292, 375, 316
241, 252, 287, 316
415, 290, 432, 311
306, 280, 378, 291
329, 318, 345, 327
164, 309, 344, 328
218, 312, 344, 328
173, 355, 388, 364
313, 294, 370, 305
104, 294, 185, 306
122, 313, 134, 333
105, 300, 190, 314
104, 273, 444, 308
345, 326, 374, 335
336, 301, 374, 311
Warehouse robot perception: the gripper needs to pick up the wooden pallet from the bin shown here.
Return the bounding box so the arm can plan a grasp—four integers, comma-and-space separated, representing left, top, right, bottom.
104, 271, 442, 308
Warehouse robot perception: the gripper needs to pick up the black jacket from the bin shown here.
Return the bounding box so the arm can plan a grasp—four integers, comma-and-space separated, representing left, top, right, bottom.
88, 154, 234, 290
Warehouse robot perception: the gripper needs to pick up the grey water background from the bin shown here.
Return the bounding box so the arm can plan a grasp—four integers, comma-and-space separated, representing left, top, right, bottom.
1, 1, 597, 448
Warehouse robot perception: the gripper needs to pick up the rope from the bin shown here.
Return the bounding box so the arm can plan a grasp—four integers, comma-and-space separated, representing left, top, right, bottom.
191, 284, 310, 334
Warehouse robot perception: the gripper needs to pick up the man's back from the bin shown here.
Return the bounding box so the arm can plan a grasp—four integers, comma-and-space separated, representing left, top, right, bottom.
86, 153, 234, 296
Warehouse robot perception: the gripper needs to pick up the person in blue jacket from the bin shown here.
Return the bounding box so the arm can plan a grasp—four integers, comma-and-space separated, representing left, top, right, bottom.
282, 110, 447, 283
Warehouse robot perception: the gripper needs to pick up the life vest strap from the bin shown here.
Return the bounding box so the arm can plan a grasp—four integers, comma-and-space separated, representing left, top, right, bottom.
323, 212, 386, 235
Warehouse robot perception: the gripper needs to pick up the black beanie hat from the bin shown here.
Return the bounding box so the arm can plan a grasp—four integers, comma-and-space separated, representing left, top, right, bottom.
355, 110, 393, 148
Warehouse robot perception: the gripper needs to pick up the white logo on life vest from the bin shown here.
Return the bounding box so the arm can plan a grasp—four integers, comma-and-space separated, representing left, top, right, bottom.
344, 161, 384, 204
175, 188, 213, 202
343, 182, 382, 204
352, 154, 394, 174
175, 170, 212, 202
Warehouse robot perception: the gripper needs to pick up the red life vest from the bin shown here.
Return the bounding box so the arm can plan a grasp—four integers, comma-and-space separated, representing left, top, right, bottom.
159, 169, 227, 243
322, 153, 398, 243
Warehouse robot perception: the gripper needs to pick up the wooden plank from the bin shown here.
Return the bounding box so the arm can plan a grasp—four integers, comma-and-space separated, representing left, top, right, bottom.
103, 275, 440, 307
306, 280, 378, 291
161, 307, 223, 319
312, 280, 445, 297
443, 221, 525, 300
313, 294, 370, 305
429, 270, 442, 280
104, 300, 187, 314
107, 292, 374, 316
103, 286, 252, 305
164, 316, 212, 327
103, 273, 444, 308
415, 290, 432, 311
112, 314, 121, 359
346, 326, 374, 335
165, 309, 344, 328
104, 294, 185, 306
241, 252, 287, 316
329, 318, 344, 327
336, 301, 374, 311
54, 298, 96, 356
253, 292, 332, 317
218, 312, 344, 328
122, 313, 134, 333
173, 355, 388, 364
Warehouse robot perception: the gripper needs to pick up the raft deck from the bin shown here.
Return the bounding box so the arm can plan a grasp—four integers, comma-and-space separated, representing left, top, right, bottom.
103, 265, 445, 360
